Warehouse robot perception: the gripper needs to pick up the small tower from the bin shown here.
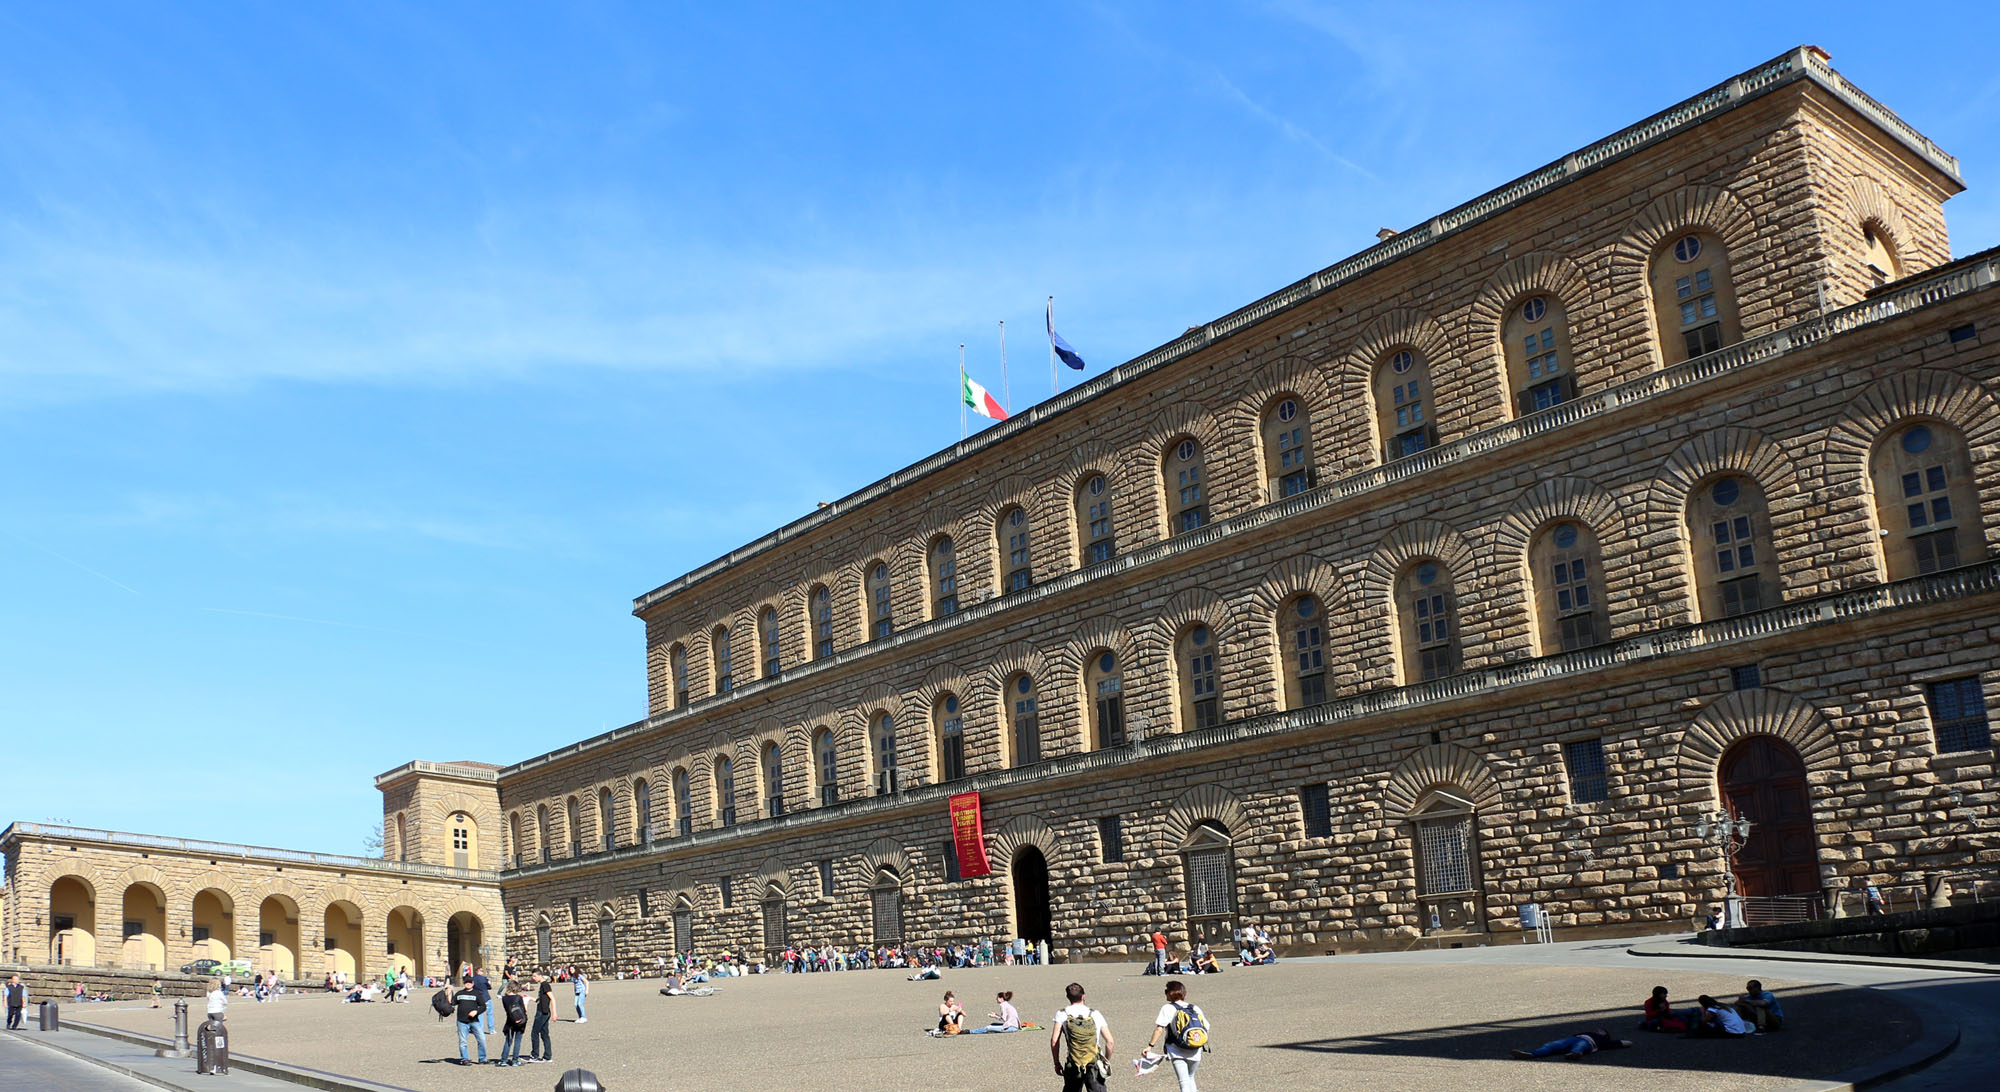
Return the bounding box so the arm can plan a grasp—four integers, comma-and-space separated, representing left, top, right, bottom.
374, 761, 503, 871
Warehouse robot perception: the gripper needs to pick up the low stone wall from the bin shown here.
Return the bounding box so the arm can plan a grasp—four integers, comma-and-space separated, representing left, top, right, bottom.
1700, 901, 2000, 960
0, 962, 206, 1002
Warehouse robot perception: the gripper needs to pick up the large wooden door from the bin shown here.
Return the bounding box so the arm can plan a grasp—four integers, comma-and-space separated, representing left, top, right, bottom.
1719, 736, 1820, 897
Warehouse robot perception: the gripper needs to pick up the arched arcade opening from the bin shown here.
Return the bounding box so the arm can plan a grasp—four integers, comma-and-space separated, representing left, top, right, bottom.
48, 876, 96, 967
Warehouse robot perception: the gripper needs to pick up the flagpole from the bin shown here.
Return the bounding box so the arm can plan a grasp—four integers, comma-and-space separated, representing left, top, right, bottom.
1048, 296, 1059, 397
958, 343, 967, 441
999, 320, 1010, 415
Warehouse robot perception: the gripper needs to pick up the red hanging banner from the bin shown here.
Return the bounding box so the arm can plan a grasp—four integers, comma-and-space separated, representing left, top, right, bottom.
949, 791, 992, 879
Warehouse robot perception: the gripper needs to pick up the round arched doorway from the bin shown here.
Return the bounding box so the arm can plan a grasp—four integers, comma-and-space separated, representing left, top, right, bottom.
1011, 845, 1052, 947
1719, 735, 1821, 897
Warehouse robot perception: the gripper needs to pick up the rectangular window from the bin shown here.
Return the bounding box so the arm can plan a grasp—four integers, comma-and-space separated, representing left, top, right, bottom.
1947, 323, 1975, 343
1416, 815, 1472, 895
1927, 677, 1992, 753
1098, 816, 1124, 862
1913, 528, 1959, 574
818, 859, 835, 897
1559, 613, 1597, 651
1720, 575, 1762, 616
1299, 672, 1327, 706
1563, 738, 1610, 804
121, 920, 143, 940
1731, 663, 1762, 690
942, 840, 961, 882
569, 897, 579, 924
192, 925, 211, 943
1184, 847, 1234, 918
259, 931, 275, 948
1418, 645, 1455, 681
1300, 783, 1333, 838
719, 878, 733, 909
637, 889, 651, 917
323, 934, 337, 951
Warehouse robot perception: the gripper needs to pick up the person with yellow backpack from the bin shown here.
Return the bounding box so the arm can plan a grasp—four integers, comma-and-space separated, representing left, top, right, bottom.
1049, 982, 1115, 1092
1138, 980, 1211, 1090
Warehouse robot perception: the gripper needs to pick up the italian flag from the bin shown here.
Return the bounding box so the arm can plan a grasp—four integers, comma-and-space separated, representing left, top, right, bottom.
963, 371, 1008, 420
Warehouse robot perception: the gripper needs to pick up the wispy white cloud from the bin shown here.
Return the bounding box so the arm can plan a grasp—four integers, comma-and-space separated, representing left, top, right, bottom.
1205, 69, 1378, 180
3, 529, 144, 595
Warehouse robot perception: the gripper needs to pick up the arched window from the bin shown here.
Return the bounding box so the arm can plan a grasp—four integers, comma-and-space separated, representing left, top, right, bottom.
634, 780, 653, 845
759, 607, 781, 678
1008, 673, 1041, 766
1087, 651, 1126, 749
1862, 222, 1900, 287
565, 796, 582, 858
713, 756, 738, 827
1076, 474, 1115, 565
812, 728, 839, 807
1000, 506, 1032, 593
672, 768, 693, 837
810, 585, 835, 660
763, 741, 785, 819
508, 811, 522, 868
930, 537, 958, 617
1376, 348, 1436, 460
1263, 396, 1314, 499
597, 789, 615, 852
872, 713, 900, 795
1397, 559, 1460, 682
1180, 820, 1237, 947
536, 804, 551, 863
867, 562, 894, 639
1650, 231, 1741, 365
712, 625, 734, 694
1872, 421, 1983, 580
1178, 624, 1221, 731
1687, 475, 1779, 619
1412, 788, 1482, 932
449, 812, 476, 870
1165, 437, 1208, 533
1503, 295, 1575, 415
936, 694, 965, 782
1531, 521, 1610, 651
669, 643, 689, 708
1284, 595, 1328, 708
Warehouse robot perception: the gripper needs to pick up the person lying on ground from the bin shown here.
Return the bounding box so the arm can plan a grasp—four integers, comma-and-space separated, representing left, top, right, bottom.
1511, 1029, 1634, 1060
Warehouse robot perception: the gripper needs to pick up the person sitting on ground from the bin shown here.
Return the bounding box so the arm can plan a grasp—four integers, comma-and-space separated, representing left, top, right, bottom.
965, 990, 1021, 1034
1638, 985, 1688, 1032
659, 972, 687, 996
909, 964, 942, 981
1690, 995, 1753, 1037
932, 990, 965, 1035
1192, 945, 1222, 975
1511, 1029, 1634, 1060
1734, 980, 1783, 1031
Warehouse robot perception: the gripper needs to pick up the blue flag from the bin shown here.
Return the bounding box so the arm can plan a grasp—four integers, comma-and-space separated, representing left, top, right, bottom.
1047, 299, 1086, 370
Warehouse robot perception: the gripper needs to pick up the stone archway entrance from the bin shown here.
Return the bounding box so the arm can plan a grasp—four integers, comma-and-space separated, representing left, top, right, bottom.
1011, 845, 1052, 947
1720, 735, 1821, 897
447, 911, 484, 974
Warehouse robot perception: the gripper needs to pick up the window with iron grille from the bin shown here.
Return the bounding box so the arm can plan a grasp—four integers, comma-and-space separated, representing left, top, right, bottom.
192, 925, 210, 943
672, 908, 693, 956
1098, 816, 1124, 863
871, 887, 903, 944
1927, 677, 1992, 753
1563, 738, 1609, 803
762, 898, 788, 951
1183, 847, 1234, 919
1416, 814, 1473, 895
1731, 663, 1762, 690
1300, 783, 1333, 838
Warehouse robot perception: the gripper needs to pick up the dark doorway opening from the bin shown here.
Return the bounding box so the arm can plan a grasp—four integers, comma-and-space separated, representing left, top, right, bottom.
1012, 845, 1052, 945
1720, 735, 1821, 896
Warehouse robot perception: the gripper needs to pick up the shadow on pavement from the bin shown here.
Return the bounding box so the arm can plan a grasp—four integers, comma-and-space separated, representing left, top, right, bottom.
1261, 981, 1923, 1081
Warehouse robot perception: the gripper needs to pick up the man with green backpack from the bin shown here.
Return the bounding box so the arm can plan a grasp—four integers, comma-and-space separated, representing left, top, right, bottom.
1049, 981, 1116, 1092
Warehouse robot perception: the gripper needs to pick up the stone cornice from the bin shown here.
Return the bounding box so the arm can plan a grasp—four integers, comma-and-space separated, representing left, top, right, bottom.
0, 822, 499, 885
504, 557, 2000, 882
631, 45, 1961, 619
374, 759, 501, 790
504, 249, 2000, 779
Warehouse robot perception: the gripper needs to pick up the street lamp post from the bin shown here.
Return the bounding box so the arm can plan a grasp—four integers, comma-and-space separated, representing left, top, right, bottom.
1696, 811, 1753, 928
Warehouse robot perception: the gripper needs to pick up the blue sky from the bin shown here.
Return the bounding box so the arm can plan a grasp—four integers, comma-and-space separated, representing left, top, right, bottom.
4, 2, 1998, 856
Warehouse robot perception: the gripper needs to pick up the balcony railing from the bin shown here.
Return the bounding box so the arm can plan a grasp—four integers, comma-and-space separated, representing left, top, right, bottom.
0, 822, 498, 882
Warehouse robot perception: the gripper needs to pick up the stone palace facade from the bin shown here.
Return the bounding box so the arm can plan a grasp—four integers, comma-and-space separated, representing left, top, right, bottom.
6, 47, 1996, 980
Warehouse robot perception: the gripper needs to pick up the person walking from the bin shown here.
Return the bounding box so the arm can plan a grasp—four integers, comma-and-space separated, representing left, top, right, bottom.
529, 973, 554, 1063
572, 968, 588, 1023
1050, 982, 1114, 1092
1141, 980, 1211, 1091
498, 982, 528, 1066
472, 966, 493, 1034
5, 975, 27, 1029
451, 974, 488, 1065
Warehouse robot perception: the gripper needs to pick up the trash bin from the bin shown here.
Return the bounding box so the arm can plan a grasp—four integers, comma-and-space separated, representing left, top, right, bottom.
195, 1016, 229, 1075
38, 1001, 59, 1032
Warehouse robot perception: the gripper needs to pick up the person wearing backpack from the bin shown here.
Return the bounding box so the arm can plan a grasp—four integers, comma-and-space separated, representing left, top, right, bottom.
1141, 980, 1211, 1091
1049, 982, 1115, 1092
498, 982, 529, 1066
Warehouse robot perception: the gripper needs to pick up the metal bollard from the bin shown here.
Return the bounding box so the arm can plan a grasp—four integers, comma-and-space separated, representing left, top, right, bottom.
554, 1068, 606, 1092
156, 998, 193, 1058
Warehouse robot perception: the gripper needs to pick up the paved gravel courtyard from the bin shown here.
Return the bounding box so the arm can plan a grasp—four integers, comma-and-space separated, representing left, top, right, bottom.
73, 959, 1915, 1092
